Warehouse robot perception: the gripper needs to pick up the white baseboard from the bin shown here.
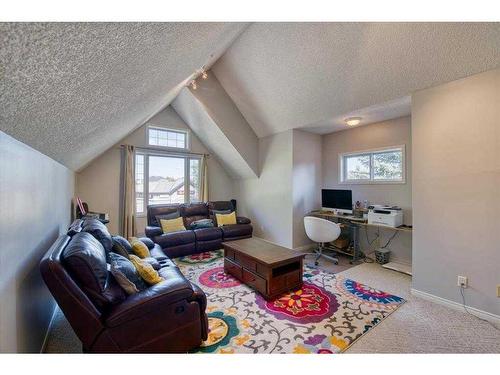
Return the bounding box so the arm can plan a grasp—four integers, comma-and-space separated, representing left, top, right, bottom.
411, 288, 500, 325
294, 244, 316, 252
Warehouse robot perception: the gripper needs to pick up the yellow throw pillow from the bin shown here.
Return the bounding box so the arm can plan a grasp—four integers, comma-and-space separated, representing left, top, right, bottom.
216, 212, 237, 227
129, 255, 164, 285
160, 217, 186, 233
128, 237, 151, 258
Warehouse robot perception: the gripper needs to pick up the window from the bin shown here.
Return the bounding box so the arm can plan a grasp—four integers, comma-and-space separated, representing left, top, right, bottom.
147, 126, 188, 150
135, 152, 201, 215
340, 146, 405, 183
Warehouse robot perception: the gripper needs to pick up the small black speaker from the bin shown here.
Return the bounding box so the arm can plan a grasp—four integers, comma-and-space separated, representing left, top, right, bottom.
230, 199, 237, 211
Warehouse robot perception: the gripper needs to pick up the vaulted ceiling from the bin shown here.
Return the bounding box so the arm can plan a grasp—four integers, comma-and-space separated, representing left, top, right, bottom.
0, 23, 248, 170
213, 23, 500, 137
1, 23, 499, 172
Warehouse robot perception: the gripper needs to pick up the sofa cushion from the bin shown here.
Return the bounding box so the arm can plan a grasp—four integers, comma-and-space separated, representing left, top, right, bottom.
129, 255, 164, 285
155, 211, 180, 227
189, 218, 214, 230
180, 203, 209, 227
154, 230, 196, 249
160, 217, 186, 234
149, 244, 168, 260
63, 232, 126, 309
82, 221, 113, 253
215, 212, 237, 227
147, 204, 181, 227
129, 237, 151, 258
108, 253, 148, 295
112, 236, 132, 258
208, 201, 234, 212
193, 227, 223, 242
221, 224, 253, 240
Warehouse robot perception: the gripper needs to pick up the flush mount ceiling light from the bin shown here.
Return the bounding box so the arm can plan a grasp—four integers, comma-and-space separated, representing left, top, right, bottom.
345, 117, 362, 126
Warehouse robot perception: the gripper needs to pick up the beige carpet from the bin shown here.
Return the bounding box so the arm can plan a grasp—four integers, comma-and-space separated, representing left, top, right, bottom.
43, 259, 500, 353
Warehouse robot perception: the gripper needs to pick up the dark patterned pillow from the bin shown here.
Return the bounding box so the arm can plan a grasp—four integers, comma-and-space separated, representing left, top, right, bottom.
111, 236, 132, 258
190, 219, 215, 230
108, 253, 147, 295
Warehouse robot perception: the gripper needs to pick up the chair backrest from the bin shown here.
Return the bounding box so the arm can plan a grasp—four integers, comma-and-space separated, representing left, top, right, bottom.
304, 216, 341, 243
40, 234, 105, 349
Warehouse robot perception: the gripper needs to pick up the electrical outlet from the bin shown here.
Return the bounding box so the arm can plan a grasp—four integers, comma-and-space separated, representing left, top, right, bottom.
457, 276, 468, 288
497, 285, 500, 297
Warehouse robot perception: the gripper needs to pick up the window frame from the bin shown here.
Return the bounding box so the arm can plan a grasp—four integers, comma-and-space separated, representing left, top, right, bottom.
146, 125, 190, 151
339, 145, 406, 185
135, 149, 202, 217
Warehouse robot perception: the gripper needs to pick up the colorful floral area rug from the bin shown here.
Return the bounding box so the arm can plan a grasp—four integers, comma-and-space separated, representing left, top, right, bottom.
174, 250, 405, 354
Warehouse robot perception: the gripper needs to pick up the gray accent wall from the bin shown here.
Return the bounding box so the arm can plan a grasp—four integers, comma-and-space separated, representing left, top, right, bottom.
322, 117, 413, 264
412, 68, 500, 316
0, 131, 74, 352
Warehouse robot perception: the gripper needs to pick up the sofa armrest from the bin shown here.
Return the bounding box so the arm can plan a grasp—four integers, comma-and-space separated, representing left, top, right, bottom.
145, 226, 162, 238
236, 216, 251, 225
105, 278, 194, 327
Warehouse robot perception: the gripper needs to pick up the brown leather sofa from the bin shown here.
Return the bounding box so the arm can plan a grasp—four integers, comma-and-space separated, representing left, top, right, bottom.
145, 201, 252, 258
40, 219, 208, 353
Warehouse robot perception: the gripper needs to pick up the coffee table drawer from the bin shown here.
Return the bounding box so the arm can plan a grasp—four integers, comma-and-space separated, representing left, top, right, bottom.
242, 268, 266, 294
224, 258, 242, 280
235, 253, 257, 272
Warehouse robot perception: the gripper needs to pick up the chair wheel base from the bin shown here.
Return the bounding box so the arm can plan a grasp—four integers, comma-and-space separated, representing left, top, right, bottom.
334, 261, 339, 265
314, 261, 319, 266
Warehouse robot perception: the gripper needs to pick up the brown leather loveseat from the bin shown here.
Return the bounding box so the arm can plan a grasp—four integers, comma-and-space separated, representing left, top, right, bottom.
40, 219, 208, 353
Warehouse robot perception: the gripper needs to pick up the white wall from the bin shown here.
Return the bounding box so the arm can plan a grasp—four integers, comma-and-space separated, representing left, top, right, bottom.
76, 106, 234, 235
0, 131, 74, 352
412, 68, 500, 316
292, 130, 322, 249
322, 117, 413, 264
234, 131, 294, 248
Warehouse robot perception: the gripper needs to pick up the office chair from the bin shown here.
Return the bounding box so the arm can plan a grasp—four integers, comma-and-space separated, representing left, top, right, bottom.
304, 216, 341, 266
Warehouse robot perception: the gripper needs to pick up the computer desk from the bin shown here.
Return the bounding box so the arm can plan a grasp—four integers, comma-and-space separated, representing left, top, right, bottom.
309, 210, 413, 266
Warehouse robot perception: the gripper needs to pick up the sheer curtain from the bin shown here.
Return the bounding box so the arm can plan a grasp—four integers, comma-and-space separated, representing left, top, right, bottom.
200, 154, 209, 202
120, 145, 136, 238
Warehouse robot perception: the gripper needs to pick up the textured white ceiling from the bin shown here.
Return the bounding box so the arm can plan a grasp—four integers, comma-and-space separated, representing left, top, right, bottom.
213, 23, 500, 137
0, 23, 248, 170
303, 96, 411, 134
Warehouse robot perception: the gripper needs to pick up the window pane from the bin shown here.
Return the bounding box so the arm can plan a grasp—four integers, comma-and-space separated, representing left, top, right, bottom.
373, 150, 403, 180
189, 159, 200, 202
148, 127, 187, 149
345, 154, 370, 180
135, 154, 145, 213
148, 156, 186, 205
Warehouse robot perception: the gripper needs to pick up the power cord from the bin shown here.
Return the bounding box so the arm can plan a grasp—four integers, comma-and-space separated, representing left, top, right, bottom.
459, 286, 499, 331
381, 230, 399, 248
363, 227, 379, 263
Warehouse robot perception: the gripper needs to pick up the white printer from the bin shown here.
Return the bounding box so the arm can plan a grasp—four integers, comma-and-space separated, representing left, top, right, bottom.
367, 205, 403, 228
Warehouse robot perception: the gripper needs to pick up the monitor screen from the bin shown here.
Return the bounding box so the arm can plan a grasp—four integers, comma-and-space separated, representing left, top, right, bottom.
321, 189, 352, 211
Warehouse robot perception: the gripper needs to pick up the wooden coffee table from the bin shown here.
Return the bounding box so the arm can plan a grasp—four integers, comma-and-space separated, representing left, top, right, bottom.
223, 237, 305, 300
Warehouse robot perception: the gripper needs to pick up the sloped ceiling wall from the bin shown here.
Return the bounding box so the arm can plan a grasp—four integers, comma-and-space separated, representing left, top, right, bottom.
0, 23, 248, 170
172, 73, 259, 179
213, 23, 500, 137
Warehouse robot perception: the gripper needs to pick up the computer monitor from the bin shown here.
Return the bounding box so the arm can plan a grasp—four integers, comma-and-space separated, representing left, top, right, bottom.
321, 189, 353, 214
